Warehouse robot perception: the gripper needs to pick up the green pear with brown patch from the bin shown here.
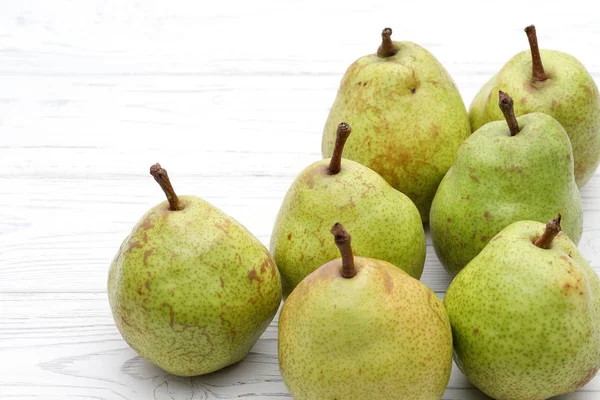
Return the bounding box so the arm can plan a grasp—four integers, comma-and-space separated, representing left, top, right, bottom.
430, 91, 582, 276
271, 123, 425, 298
470, 25, 600, 187
444, 216, 600, 400
108, 164, 282, 376
278, 223, 453, 399
321, 28, 471, 222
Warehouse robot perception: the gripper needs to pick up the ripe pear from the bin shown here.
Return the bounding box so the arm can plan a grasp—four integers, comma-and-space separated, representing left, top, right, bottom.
108, 164, 282, 376
430, 91, 582, 276
444, 216, 600, 399
322, 28, 471, 222
271, 122, 425, 298
470, 25, 600, 187
278, 223, 452, 399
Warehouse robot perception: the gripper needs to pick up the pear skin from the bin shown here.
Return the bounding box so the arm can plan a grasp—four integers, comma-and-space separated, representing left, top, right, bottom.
322, 28, 471, 222
470, 25, 600, 187
108, 164, 282, 376
278, 224, 452, 399
272, 123, 425, 298
444, 217, 600, 399
431, 92, 582, 276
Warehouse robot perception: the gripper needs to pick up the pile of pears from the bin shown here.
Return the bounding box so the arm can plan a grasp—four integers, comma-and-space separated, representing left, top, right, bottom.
108, 24, 600, 399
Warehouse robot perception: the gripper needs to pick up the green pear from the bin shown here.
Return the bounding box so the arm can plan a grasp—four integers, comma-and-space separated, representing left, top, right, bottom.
322, 28, 471, 222
108, 164, 282, 376
278, 223, 452, 399
470, 25, 600, 188
430, 91, 582, 276
444, 216, 600, 400
271, 122, 425, 298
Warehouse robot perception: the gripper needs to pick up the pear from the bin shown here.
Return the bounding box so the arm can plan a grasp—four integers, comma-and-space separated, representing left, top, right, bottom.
430, 91, 582, 276
271, 122, 425, 298
444, 216, 600, 399
470, 25, 600, 188
108, 164, 282, 376
322, 28, 471, 222
278, 223, 453, 399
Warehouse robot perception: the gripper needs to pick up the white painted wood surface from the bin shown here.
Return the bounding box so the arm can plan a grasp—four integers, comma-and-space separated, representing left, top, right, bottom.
1, 1, 599, 398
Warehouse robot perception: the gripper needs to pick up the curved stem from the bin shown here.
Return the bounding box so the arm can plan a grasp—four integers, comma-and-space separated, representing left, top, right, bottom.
149, 163, 184, 211
524, 25, 548, 83
498, 91, 520, 136
377, 27, 399, 58
534, 214, 562, 249
328, 122, 352, 175
330, 223, 357, 279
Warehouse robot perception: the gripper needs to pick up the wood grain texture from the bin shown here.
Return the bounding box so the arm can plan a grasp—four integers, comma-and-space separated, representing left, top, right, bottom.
0, 0, 599, 398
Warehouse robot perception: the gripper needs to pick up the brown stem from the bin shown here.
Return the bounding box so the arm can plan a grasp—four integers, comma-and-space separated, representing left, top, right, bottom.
328, 122, 352, 175
377, 27, 399, 58
330, 223, 357, 279
498, 91, 520, 136
149, 163, 184, 211
534, 214, 562, 249
524, 25, 548, 83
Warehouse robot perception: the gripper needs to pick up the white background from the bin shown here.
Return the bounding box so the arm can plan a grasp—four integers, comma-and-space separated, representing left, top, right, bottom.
1, 1, 599, 398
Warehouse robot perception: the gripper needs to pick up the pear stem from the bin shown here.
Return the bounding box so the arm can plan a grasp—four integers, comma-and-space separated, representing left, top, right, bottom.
534, 214, 562, 249
525, 25, 548, 83
377, 27, 399, 58
328, 122, 352, 175
331, 223, 356, 279
149, 163, 184, 211
498, 91, 520, 136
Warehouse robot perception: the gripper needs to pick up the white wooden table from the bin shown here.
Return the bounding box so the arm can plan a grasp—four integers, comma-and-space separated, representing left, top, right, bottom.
1, 1, 599, 399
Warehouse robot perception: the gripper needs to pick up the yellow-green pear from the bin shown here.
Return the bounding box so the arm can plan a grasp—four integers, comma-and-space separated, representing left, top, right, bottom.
444, 216, 600, 399
322, 28, 471, 221
470, 25, 600, 187
271, 122, 425, 298
430, 92, 582, 276
278, 223, 453, 399
108, 164, 282, 376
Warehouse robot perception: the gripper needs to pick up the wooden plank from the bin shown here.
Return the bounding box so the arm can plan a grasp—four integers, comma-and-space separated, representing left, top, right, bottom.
0, 74, 598, 293
0, 293, 598, 399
